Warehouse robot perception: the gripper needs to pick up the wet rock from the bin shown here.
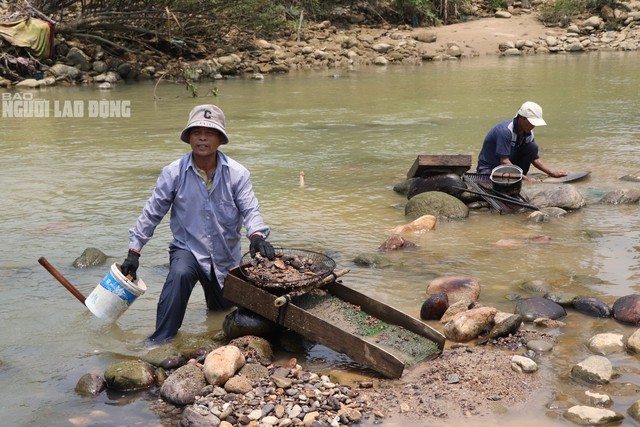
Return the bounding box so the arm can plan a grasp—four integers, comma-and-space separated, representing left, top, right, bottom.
426, 274, 480, 305
527, 206, 568, 222
487, 314, 522, 339
104, 360, 157, 391
391, 214, 437, 234
514, 297, 566, 322
160, 362, 206, 406
440, 299, 472, 323
378, 235, 417, 252
570, 355, 613, 385
587, 333, 626, 355
612, 294, 640, 325
117, 63, 132, 79
404, 191, 469, 220
72, 247, 108, 268
353, 253, 393, 267
143, 344, 189, 370
584, 391, 612, 407
599, 188, 640, 204
526, 339, 554, 353
406, 173, 463, 199
443, 306, 497, 342
222, 308, 281, 340
564, 405, 623, 425
511, 355, 538, 373
628, 400, 640, 422
75, 372, 106, 397
533, 317, 566, 328
627, 328, 640, 353
519, 279, 552, 294
420, 293, 449, 320
524, 184, 585, 210
392, 178, 416, 195
203, 345, 246, 386
573, 297, 611, 318
544, 291, 580, 307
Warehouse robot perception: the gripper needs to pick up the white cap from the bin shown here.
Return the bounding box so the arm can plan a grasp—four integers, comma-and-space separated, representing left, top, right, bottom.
180, 104, 229, 144
517, 101, 546, 127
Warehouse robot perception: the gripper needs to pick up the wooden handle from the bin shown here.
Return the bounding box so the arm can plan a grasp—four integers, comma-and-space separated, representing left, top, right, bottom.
38, 256, 86, 305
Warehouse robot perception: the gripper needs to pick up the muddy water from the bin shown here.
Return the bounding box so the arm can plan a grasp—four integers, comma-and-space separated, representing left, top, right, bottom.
1, 52, 640, 426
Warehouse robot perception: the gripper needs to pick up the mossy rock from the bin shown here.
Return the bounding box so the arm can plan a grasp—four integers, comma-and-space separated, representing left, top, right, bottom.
405, 191, 468, 220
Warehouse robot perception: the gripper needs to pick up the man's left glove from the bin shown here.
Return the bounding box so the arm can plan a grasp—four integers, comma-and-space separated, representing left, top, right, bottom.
250, 235, 275, 259
120, 249, 140, 280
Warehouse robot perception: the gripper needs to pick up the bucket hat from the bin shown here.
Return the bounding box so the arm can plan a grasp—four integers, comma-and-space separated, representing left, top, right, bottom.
180, 104, 229, 144
517, 101, 546, 127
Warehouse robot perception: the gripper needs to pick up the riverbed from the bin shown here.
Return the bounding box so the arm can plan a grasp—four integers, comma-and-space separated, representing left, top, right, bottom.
1, 52, 640, 426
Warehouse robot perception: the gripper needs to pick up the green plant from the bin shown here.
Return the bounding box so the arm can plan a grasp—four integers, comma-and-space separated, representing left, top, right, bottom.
486, 0, 507, 11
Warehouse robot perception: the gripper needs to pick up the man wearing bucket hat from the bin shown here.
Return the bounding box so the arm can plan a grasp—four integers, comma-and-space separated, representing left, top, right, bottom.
476, 101, 567, 181
120, 104, 276, 343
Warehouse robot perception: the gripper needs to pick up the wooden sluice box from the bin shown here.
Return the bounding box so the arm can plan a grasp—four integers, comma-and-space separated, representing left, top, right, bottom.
224, 268, 445, 379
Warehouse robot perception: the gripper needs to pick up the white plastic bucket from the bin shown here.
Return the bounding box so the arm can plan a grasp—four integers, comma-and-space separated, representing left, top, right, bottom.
85, 263, 146, 323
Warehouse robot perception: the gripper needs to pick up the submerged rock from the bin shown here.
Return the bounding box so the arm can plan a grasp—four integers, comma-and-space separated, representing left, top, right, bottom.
73, 247, 108, 268
378, 235, 417, 251
573, 297, 611, 318
75, 372, 106, 397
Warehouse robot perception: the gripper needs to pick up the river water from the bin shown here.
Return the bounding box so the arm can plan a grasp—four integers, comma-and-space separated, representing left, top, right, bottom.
1, 52, 640, 426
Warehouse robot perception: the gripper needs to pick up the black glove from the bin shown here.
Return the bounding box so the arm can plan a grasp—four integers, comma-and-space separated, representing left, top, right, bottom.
120, 249, 140, 280
250, 236, 275, 259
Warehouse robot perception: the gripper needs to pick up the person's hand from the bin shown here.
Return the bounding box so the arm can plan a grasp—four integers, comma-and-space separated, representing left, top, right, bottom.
121, 249, 140, 280
549, 170, 568, 178
250, 236, 275, 259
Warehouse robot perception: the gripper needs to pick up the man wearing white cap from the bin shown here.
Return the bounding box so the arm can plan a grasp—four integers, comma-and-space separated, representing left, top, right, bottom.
476, 101, 567, 180
120, 104, 275, 343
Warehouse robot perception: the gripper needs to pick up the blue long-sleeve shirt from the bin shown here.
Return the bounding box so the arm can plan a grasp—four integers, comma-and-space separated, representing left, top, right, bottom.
129, 151, 270, 288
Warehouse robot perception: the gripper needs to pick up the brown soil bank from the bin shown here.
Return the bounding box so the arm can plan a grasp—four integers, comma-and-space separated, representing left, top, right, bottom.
1, 3, 639, 87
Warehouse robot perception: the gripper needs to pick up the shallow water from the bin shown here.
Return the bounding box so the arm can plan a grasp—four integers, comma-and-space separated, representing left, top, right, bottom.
1, 51, 640, 426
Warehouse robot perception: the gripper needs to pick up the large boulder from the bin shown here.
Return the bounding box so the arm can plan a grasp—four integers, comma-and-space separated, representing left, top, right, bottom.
443, 306, 497, 342
426, 275, 480, 305
523, 184, 585, 210
407, 174, 464, 199
160, 362, 207, 406
405, 191, 469, 220
203, 345, 245, 386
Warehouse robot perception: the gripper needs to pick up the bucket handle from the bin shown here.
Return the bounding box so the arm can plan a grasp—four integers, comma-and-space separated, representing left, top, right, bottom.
490, 165, 523, 183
